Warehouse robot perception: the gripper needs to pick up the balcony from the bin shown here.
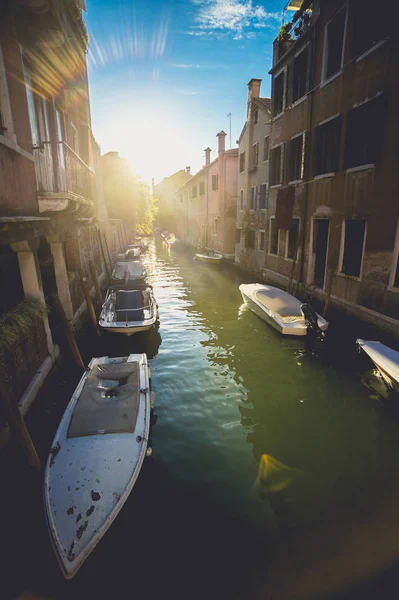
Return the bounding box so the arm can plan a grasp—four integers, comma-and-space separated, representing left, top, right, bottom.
37, 142, 95, 215
273, 0, 314, 65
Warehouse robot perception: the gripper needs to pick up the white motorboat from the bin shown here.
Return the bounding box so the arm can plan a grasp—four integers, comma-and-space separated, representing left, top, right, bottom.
112, 260, 147, 283
357, 339, 399, 393
44, 354, 154, 579
239, 283, 328, 337
99, 285, 158, 336
194, 251, 223, 265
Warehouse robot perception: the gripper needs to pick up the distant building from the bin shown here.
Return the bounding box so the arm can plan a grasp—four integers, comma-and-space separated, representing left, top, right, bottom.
265, 0, 398, 332
235, 78, 271, 275
173, 132, 239, 257
153, 168, 192, 232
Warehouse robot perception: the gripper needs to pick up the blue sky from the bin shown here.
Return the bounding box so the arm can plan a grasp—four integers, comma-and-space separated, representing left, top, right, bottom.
85, 0, 283, 184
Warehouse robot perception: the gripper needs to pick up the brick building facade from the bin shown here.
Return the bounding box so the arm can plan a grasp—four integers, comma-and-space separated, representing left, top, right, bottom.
265, 0, 398, 332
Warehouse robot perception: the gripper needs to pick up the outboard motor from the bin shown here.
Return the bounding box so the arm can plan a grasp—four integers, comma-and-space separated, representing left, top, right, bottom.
300, 303, 324, 339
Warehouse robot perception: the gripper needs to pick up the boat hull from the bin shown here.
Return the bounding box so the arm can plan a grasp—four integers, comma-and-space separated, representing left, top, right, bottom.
357, 339, 399, 394
195, 253, 223, 264
99, 320, 155, 336
239, 283, 328, 337
44, 354, 151, 579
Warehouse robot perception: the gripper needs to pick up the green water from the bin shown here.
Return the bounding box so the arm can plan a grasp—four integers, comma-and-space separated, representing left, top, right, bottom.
7, 240, 399, 599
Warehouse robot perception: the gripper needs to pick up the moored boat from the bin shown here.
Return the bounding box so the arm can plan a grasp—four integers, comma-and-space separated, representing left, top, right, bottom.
112, 260, 147, 283
357, 339, 399, 393
44, 354, 154, 579
239, 283, 328, 337
99, 284, 158, 336
194, 251, 223, 264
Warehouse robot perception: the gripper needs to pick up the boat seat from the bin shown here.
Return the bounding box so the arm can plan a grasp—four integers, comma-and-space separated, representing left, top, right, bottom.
68, 362, 140, 437
115, 290, 144, 321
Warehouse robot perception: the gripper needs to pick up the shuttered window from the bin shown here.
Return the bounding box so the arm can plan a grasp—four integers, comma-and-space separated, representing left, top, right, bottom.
344, 95, 384, 169
259, 183, 268, 209
341, 219, 366, 277
314, 117, 341, 176
270, 145, 284, 185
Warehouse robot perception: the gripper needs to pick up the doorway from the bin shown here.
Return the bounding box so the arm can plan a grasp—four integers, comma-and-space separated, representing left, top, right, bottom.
313, 219, 329, 289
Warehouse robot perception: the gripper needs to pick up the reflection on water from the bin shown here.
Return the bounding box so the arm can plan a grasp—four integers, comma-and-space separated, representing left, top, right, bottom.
8, 239, 399, 599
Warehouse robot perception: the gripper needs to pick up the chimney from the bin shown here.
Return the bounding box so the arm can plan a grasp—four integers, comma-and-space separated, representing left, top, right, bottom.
204, 147, 211, 168
247, 78, 262, 120
186, 166, 191, 174
217, 131, 226, 155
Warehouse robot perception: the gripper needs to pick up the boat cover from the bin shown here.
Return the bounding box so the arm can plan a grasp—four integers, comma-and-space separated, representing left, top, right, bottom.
116, 290, 144, 321
67, 362, 140, 438
255, 289, 303, 319
112, 261, 145, 280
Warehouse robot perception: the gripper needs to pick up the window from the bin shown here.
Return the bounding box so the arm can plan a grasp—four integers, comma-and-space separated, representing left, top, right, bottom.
351, 5, 385, 58
0, 43, 13, 135
250, 186, 257, 210
269, 219, 279, 255
212, 174, 219, 191
239, 189, 244, 210
240, 151, 245, 172
253, 107, 258, 124
259, 231, 265, 251
322, 6, 347, 81
259, 183, 268, 209
56, 109, 65, 169
341, 219, 366, 277
71, 122, 79, 154
314, 117, 341, 176
273, 70, 285, 115
287, 218, 300, 259
41, 98, 50, 141
263, 136, 269, 162
236, 229, 241, 244
344, 95, 385, 169
199, 181, 205, 196
23, 61, 40, 147
270, 144, 284, 185
252, 142, 259, 167
246, 230, 255, 249
192, 184, 197, 198
289, 133, 305, 181
214, 218, 218, 235
293, 46, 309, 102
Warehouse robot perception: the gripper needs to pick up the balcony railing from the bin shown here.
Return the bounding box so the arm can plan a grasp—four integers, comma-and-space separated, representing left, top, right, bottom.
274, 1, 313, 64
36, 141, 95, 213
62, 143, 94, 200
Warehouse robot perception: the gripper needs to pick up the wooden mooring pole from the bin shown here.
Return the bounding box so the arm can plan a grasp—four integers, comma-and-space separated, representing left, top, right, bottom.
103, 233, 113, 272
0, 379, 41, 471
78, 269, 99, 334
97, 228, 111, 283
53, 295, 85, 370
89, 260, 103, 308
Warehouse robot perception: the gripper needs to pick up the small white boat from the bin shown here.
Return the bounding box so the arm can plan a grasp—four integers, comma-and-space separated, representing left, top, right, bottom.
112, 260, 147, 283
239, 283, 328, 337
99, 285, 158, 336
194, 251, 223, 265
357, 339, 399, 393
44, 354, 154, 579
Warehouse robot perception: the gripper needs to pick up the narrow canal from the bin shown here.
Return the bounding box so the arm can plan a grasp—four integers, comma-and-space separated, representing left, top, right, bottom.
5, 239, 399, 599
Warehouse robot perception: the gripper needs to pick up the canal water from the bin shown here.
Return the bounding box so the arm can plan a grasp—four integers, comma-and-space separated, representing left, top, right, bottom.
4, 239, 399, 599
